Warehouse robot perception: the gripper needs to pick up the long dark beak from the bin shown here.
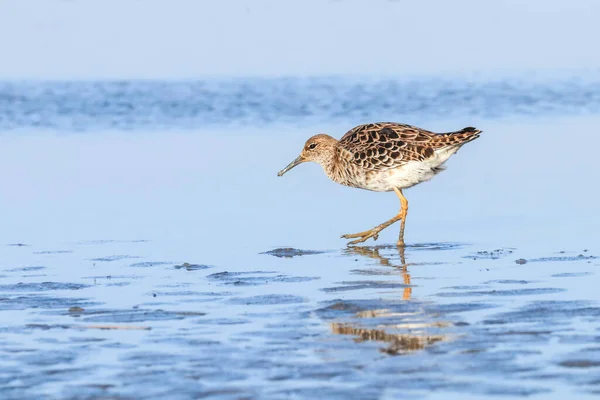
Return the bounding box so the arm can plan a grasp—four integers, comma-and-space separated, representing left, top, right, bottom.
277, 156, 304, 177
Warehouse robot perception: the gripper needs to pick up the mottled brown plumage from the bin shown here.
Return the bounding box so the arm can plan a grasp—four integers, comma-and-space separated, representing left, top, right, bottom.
278, 122, 482, 246
339, 122, 480, 170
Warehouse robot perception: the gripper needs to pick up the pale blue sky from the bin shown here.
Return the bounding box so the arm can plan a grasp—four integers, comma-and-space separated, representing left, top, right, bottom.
1, 0, 599, 79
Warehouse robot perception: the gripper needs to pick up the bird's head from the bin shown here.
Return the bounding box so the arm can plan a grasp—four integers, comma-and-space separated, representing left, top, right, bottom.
277, 134, 337, 176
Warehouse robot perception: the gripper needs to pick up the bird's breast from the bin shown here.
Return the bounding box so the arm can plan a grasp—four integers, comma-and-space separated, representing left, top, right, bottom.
326, 161, 391, 192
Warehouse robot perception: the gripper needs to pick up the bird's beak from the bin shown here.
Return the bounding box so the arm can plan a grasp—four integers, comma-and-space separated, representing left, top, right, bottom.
277, 155, 304, 177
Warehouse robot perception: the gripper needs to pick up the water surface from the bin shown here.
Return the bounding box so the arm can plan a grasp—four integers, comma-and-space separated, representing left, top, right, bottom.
1, 74, 600, 131
1, 76, 600, 399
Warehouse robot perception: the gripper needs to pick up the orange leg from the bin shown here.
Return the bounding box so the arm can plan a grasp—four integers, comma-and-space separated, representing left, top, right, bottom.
342, 188, 409, 246
397, 189, 408, 247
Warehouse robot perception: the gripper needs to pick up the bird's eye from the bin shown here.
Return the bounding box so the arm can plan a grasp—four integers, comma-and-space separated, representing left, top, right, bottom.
308, 143, 317, 150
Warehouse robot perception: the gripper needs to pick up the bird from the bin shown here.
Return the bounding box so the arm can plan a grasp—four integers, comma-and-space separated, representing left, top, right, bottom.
277, 122, 481, 246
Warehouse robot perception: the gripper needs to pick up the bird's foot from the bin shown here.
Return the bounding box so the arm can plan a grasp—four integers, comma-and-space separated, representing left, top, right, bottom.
341, 227, 382, 246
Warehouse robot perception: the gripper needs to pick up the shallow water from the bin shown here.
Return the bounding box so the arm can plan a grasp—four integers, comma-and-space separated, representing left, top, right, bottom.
1, 240, 599, 399
1, 76, 600, 399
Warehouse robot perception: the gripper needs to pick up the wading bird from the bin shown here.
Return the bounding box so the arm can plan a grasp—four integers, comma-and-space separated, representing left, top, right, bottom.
277, 122, 481, 246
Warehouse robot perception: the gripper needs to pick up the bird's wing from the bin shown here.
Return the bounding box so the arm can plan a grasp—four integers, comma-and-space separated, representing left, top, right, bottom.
337, 122, 439, 171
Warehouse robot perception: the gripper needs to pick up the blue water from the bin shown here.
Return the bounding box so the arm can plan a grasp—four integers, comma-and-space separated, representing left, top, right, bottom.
2, 73, 600, 131
1, 70, 600, 399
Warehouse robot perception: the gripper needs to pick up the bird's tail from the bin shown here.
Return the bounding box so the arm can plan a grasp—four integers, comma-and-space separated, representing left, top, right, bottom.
433, 126, 482, 148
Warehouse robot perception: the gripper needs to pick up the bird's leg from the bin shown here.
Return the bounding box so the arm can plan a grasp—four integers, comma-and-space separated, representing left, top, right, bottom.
342, 188, 409, 246
341, 216, 401, 245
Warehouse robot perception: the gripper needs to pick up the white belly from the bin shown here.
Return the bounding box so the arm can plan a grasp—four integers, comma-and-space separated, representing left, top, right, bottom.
361, 147, 460, 192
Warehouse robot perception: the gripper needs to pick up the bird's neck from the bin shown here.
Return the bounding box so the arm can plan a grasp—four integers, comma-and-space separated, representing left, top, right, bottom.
321, 147, 346, 185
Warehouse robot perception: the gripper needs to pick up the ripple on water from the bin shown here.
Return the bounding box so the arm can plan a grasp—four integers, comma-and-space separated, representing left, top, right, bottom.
0, 295, 99, 311
463, 248, 515, 260
551, 272, 594, 278
207, 270, 319, 286
228, 294, 308, 306
484, 300, 600, 324
483, 279, 533, 285
436, 288, 566, 297
32, 250, 74, 255
261, 248, 328, 258
5, 266, 46, 272
322, 280, 411, 293
79, 309, 207, 323
79, 239, 148, 245
88, 255, 141, 262
559, 359, 600, 368
129, 261, 174, 268
528, 254, 597, 263
0, 282, 89, 292
173, 262, 213, 271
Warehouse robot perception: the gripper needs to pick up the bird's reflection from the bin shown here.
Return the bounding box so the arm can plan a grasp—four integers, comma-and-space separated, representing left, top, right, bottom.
330, 323, 446, 355
331, 245, 450, 355
344, 245, 412, 300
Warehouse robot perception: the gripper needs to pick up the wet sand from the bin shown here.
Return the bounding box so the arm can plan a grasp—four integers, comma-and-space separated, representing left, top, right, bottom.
1, 116, 600, 399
